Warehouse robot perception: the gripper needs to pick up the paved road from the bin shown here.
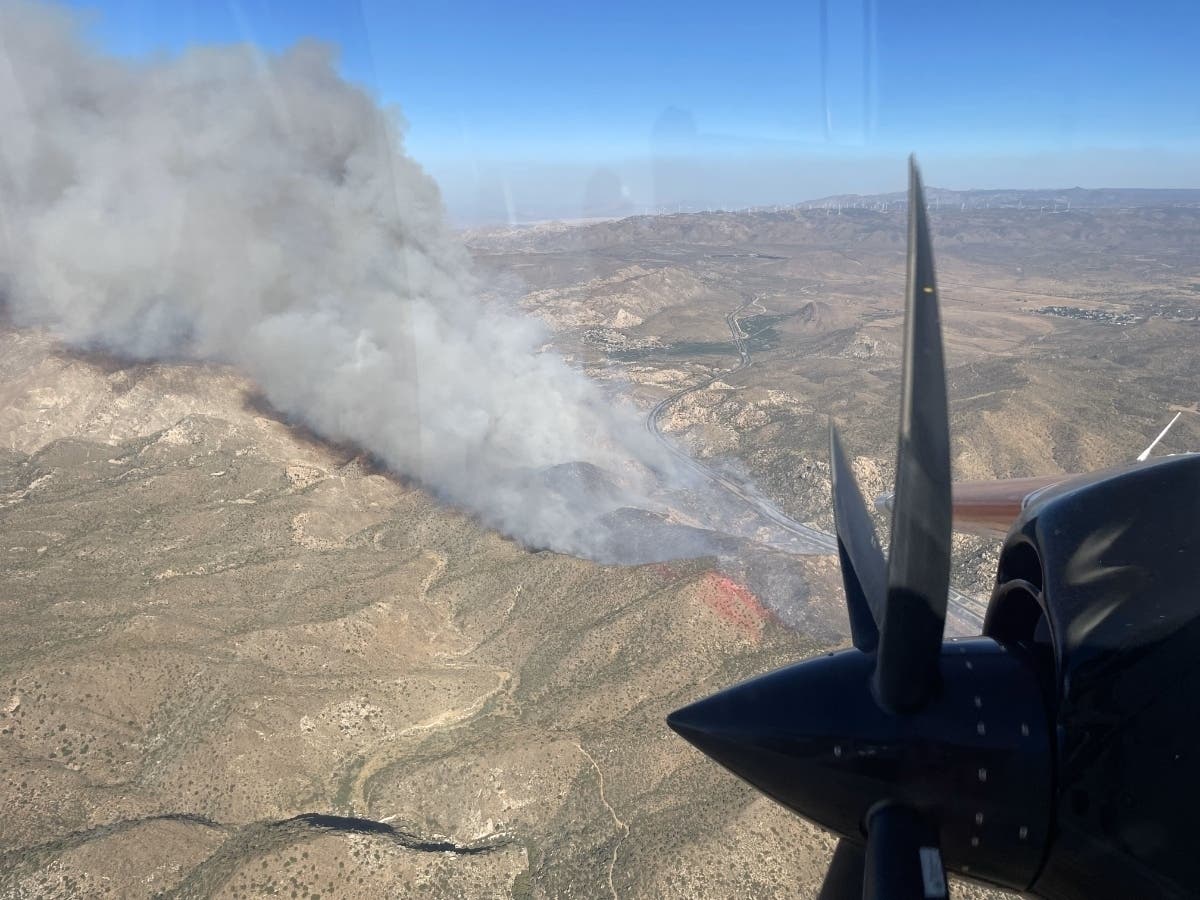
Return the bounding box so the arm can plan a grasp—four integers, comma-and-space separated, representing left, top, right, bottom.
646, 296, 835, 556
645, 295, 988, 632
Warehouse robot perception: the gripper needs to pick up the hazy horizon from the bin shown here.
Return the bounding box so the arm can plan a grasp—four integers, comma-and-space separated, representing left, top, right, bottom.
435, 150, 1200, 226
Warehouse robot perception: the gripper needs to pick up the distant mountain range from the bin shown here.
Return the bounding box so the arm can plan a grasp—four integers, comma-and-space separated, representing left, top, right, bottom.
799, 187, 1200, 211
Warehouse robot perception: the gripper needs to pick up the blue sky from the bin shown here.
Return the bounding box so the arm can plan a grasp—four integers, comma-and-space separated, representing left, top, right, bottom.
63, 0, 1200, 221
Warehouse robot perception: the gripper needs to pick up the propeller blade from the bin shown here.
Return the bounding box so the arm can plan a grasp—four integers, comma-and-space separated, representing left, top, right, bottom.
864, 804, 947, 900
667, 162, 1055, 900
829, 422, 886, 652
875, 157, 952, 713
816, 838, 867, 900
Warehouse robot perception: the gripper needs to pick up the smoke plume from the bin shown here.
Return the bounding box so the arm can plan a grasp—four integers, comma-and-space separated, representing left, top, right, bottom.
0, 1, 737, 560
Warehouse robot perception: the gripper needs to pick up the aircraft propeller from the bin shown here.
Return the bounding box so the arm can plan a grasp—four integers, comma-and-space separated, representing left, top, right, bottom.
668, 159, 1053, 900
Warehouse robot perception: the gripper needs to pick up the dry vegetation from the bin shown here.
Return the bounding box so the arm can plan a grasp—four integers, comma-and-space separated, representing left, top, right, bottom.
4, 196, 1200, 897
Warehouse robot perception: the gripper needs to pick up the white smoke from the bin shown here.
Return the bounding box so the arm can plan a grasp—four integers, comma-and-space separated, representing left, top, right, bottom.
0, 1, 723, 559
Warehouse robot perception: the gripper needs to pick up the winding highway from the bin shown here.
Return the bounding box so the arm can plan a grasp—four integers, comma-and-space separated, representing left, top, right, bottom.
645, 296, 989, 632
646, 297, 835, 555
